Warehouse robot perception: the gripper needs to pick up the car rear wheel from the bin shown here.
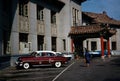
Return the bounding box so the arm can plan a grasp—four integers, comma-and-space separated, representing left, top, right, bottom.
23, 63, 30, 69
54, 62, 61, 68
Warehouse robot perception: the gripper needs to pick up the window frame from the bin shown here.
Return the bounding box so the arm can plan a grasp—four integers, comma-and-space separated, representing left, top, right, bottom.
19, 0, 28, 17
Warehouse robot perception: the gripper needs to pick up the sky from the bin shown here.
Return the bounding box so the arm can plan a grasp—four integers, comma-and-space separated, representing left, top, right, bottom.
82, 0, 120, 20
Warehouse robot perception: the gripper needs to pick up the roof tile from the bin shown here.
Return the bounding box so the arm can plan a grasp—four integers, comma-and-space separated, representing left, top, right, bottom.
83, 12, 120, 25
69, 25, 103, 35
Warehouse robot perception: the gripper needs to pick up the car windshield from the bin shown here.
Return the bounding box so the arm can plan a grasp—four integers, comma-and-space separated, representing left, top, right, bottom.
56, 52, 62, 56
30, 52, 37, 56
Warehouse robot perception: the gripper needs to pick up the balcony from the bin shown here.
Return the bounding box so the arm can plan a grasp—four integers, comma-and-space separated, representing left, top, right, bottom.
37, 20, 45, 35
19, 16, 29, 33
51, 24, 57, 36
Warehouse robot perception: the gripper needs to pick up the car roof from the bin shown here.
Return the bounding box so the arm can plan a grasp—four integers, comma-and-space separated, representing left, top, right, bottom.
56, 52, 61, 53
35, 50, 56, 54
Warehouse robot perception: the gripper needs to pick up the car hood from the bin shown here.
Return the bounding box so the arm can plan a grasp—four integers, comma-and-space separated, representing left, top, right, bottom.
18, 55, 34, 59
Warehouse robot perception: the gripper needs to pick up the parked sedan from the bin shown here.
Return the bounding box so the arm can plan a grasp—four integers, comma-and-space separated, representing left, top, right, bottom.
56, 52, 74, 61
15, 51, 68, 69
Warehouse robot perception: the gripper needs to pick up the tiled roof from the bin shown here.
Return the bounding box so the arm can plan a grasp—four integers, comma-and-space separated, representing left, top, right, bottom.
69, 12, 118, 38
83, 12, 120, 25
69, 25, 104, 35
69, 25, 116, 36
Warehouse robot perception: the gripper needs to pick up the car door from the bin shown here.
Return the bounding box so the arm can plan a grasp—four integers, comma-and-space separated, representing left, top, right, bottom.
31, 52, 42, 65
33, 52, 55, 65
46, 52, 55, 64
35, 52, 49, 65
41, 52, 55, 64
39, 52, 48, 64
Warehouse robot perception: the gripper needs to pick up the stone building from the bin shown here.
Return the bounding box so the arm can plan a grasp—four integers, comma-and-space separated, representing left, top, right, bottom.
0, 0, 86, 55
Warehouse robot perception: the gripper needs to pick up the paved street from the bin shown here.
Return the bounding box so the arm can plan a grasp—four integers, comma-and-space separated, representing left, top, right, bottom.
0, 66, 67, 81
0, 56, 120, 81
55, 56, 120, 81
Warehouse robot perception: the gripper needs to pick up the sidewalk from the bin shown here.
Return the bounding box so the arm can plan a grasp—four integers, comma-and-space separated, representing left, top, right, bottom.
55, 56, 120, 81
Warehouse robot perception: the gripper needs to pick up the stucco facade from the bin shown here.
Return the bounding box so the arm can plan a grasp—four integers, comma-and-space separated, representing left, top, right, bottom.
0, 0, 84, 55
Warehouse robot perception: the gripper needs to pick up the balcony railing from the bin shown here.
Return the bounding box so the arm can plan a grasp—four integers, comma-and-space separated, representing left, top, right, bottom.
19, 16, 29, 33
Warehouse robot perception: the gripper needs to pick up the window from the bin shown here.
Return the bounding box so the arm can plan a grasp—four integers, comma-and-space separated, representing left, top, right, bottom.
37, 35, 44, 50
112, 42, 116, 50
51, 11, 56, 24
41, 52, 46, 56
46, 53, 54, 56
52, 37, 56, 51
104, 42, 107, 50
19, 33, 28, 42
37, 5, 44, 20
72, 8, 79, 26
63, 39, 66, 51
72, 8, 75, 26
91, 41, 97, 51
19, 0, 28, 17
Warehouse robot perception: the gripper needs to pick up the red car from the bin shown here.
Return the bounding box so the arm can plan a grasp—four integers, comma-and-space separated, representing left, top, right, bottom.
15, 51, 68, 69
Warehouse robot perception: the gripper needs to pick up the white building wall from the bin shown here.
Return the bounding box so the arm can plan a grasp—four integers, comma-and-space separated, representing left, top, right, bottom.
116, 29, 120, 50
87, 39, 92, 51
0, 0, 84, 54
97, 38, 101, 50
83, 40, 87, 48
85, 37, 114, 51
70, 1, 82, 25
58, 0, 83, 52
109, 37, 112, 50
29, 2, 37, 51
64, 1, 71, 52
44, 8, 51, 50
56, 12, 64, 52
10, 0, 19, 55
56, 0, 71, 52
85, 38, 101, 51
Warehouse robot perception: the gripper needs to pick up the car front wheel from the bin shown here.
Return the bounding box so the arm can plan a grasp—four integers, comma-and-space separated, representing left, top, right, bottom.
23, 63, 30, 69
54, 62, 62, 68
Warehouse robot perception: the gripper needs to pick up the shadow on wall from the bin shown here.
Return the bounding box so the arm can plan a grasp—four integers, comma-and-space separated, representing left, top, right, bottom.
0, 54, 29, 70
0, 55, 11, 70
